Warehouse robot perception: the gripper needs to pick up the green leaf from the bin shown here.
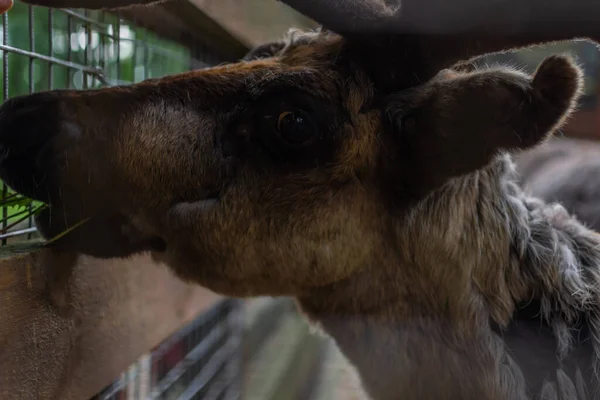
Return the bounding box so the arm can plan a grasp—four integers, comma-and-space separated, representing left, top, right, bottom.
1, 197, 35, 209
44, 217, 91, 245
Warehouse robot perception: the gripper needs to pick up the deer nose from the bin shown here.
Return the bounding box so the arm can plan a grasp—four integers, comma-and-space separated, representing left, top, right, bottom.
0, 92, 66, 203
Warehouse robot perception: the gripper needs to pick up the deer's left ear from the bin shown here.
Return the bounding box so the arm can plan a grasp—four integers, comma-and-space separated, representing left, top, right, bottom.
389, 55, 583, 200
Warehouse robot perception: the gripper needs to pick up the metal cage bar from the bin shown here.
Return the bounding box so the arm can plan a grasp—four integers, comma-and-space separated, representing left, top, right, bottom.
95, 299, 245, 400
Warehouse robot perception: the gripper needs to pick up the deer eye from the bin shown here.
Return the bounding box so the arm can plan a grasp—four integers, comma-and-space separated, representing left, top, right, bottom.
275, 110, 317, 145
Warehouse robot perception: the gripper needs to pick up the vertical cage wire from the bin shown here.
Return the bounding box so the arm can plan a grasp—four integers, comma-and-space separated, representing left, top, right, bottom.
27, 5, 35, 239
1, 10, 7, 246
115, 16, 121, 82
83, 9, 90, 88
94, 299, 244, 400
66, 12, 72, 89
48, 9, 53, 89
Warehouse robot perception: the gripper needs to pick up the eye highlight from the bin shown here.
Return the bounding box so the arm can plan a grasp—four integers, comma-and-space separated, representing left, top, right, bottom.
251, 90, 331, 160
275, 110, 316, 145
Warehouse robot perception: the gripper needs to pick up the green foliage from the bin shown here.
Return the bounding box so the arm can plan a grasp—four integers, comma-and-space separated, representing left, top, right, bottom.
0, 1, 192, 94
0, 188, 46, 235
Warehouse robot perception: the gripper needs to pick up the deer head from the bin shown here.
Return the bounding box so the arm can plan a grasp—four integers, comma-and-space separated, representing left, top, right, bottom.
0, 1, 597, 298
4, 2, 600, 398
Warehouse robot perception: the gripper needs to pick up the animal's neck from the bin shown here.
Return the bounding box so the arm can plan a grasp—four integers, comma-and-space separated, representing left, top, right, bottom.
296, 209, 510, 400
297, 155, 600, 400
297, 258, 508, 400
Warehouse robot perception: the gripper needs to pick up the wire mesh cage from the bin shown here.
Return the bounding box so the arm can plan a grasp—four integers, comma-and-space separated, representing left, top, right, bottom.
94, 299, 244, 400
0, 2, 245, 399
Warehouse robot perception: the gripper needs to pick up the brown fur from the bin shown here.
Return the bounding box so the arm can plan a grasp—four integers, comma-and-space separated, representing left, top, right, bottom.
1, 24, 600, 399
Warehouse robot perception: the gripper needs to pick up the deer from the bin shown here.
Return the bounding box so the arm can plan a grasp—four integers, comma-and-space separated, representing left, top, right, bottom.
3, 0, 600, 399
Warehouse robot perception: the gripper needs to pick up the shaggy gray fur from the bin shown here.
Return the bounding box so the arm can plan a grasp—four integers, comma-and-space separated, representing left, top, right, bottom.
490, 153, 600, 399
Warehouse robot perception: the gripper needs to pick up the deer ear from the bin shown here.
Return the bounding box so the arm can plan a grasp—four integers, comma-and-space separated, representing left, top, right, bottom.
390, 55, 583, 199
